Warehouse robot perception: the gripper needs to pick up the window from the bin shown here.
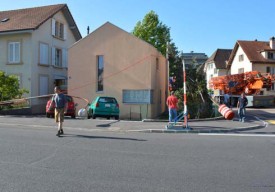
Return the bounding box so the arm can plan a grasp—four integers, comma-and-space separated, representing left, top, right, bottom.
8, 41, 20, 63
238, 68, 244, 74
55, 48, 62, 67
52, 19, 65, 39
268, 52, 274, 59
239, 54, 244, 62
267, 67, 275, 91
39, 43, 49, 65
52, 47, 67, 68
97, 55, 104, 92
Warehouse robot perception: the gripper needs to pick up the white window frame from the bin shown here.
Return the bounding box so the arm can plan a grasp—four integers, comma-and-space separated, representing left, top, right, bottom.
8, 41, 21, 64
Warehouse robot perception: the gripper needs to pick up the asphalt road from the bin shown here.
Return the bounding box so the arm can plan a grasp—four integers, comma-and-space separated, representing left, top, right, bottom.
0, 115, 275, 192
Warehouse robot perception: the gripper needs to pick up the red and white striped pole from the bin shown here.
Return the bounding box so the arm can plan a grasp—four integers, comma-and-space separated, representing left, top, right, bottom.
182, 59, 189, 129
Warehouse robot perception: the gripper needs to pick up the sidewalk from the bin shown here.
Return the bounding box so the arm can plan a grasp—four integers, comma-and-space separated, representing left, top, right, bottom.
138, 117, 265, 133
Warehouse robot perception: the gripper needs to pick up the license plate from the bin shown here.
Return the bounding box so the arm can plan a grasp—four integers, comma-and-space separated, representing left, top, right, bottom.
105, 104, 111, 107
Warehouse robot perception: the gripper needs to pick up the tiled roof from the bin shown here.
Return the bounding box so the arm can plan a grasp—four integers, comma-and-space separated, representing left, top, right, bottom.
0, 4, 81, 40
228, 40, 275, 65
205, 49, 232, 69
0, 4, 65, 32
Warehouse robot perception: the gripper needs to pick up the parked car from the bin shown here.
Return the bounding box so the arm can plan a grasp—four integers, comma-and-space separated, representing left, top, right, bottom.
46, 95, 76, 118
87, 96, 119, 120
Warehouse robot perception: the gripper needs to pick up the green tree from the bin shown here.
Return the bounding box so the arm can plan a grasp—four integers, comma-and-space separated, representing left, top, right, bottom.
132, 11, 214, 119
175, 63, 214, 119
0, 71, 28, 102
132, 10, 171, 55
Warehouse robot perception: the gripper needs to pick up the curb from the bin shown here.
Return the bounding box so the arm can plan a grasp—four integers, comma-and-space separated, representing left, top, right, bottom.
142, 116, 225, 123
136, 124, 265, 134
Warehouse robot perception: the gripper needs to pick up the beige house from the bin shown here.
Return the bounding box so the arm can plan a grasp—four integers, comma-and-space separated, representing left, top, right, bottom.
204, 49, 232, 89
0, 4, 81, 113
68, 22, 167, 120
227, 38, 275, 95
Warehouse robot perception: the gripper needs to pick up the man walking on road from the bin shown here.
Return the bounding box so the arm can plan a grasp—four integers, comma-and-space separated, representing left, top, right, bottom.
166, 91, 178, 122
50, 86, 67, 136
237, 92, 248, 122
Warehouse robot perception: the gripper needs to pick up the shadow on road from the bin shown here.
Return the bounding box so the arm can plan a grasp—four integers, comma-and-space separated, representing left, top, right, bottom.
96, 120, 120, 128
59, 134, 147, 141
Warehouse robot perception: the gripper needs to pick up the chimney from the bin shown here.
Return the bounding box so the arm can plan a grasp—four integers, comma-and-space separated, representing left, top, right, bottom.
270, 36, 275, 49
87, 26, 90, 35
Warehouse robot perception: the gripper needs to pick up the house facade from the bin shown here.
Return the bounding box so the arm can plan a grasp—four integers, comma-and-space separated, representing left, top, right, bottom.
68, 22, 167, 120
204, 49, 232, 89
0, 4, 81, 113
227, 38, 275, 95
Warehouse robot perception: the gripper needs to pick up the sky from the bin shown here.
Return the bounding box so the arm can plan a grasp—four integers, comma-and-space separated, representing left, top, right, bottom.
1, 0, 275, 57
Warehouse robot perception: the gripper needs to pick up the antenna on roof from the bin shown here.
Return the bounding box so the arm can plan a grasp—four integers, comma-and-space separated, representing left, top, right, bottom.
87, 26, 90, 35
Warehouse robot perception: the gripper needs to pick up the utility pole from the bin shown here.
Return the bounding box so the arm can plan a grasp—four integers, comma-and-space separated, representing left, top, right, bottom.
182, 59, 189, 129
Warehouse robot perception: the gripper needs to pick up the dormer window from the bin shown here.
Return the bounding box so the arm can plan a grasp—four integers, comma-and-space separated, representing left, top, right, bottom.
268, 52, 274, 59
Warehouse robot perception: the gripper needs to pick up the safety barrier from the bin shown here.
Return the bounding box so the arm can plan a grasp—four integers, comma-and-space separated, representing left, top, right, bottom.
218, 104, 234, 120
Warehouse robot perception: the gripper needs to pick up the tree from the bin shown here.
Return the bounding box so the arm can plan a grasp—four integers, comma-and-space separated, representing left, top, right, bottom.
132, 10, 171, 55
0, 71, 28, 102
132, 11, 214, 118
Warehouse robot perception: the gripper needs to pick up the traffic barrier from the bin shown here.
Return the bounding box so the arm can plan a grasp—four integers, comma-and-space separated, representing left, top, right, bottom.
218, 104, 234, 120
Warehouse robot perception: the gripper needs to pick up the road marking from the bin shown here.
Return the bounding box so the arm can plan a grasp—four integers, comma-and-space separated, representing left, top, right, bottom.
199, 133, 275, 137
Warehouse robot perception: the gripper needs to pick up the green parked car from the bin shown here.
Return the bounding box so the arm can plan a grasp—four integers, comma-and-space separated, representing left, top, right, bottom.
87, 96, 120, 120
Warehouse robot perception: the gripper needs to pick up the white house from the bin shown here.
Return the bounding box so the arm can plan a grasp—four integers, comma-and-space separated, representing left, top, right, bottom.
204, 49, 232, 89
0, 4, 81, 113
227, 38, 275, 94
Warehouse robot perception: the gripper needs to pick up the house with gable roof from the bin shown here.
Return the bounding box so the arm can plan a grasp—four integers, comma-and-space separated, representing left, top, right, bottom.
68, 22, 167, 120
0, 4, 81, 113
227, 38, 275, 94
204, 49, 232, 89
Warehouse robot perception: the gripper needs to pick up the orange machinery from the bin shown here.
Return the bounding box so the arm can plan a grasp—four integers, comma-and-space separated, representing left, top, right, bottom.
209, 71, 274, 95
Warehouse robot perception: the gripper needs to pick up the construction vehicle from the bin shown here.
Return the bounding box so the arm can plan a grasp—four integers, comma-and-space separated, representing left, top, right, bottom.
209, 71, 275, 107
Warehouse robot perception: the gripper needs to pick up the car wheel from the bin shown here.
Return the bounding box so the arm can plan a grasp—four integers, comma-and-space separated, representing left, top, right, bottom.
107, 116, 110, 120
46, 113, 50, 118
115, 116, 119, 120
71, 115, 76, 119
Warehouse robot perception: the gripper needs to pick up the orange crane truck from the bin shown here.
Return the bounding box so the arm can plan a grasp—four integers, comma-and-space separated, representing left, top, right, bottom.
209, 71, 275, 107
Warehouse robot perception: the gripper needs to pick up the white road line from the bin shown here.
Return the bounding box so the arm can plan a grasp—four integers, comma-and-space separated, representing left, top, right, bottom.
199, 133, 275, 137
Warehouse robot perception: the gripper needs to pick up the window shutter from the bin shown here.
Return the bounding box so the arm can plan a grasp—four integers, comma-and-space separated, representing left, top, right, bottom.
14, 42, 20, 63
51, 19, 56, 36
267, 67, 270, 73
63, 24, 67, 40
8, 43, 14, 63
52, 47, 56, 66
62, 48, 67, 68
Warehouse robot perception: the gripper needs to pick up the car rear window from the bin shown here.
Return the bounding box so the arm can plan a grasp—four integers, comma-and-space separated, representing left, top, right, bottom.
98, 97, 117, 103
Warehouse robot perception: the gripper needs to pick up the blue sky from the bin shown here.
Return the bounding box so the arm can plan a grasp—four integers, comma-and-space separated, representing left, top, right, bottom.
1, 0, 275, 56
